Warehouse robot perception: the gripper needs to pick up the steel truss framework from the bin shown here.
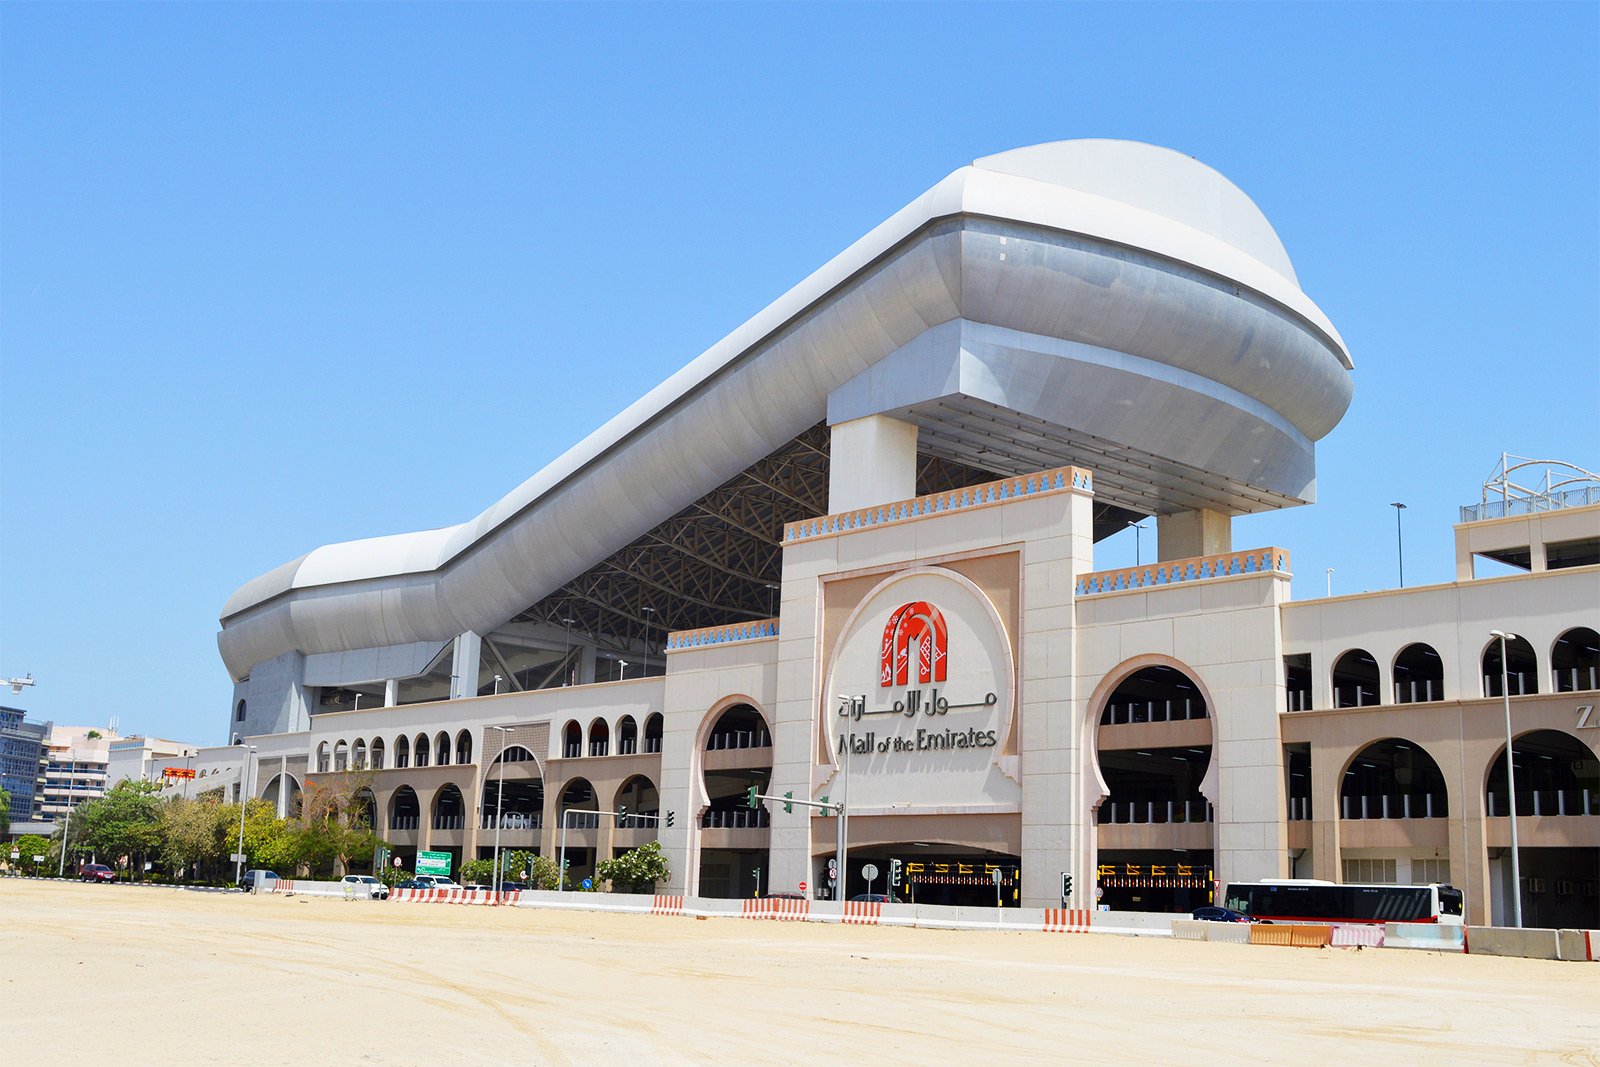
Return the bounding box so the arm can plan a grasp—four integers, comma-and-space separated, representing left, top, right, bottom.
514, 423, 1142, 655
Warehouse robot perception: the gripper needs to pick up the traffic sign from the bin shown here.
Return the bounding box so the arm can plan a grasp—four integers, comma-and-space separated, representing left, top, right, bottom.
799, 880, 808, 893
862, 863, 879, 881
9, 850, 17, 861
582, 878, 593, 890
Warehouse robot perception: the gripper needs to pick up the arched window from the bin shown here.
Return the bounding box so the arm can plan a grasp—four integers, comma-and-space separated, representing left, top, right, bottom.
1551, 627, 1599, 692
333, 740, 349, 772
1483, 635, 1539, 697
388, 786, 420, 831
235, 700, 247, 722
617, 716, 638, 755
1392, 643, 1444, 703
563, 721, 582, 759
1340, 739, 1448, 819
1485, 729, 1600, 817
705, 704, 771, 749
316, 742, 330, 773
434, 732, 451, 766
588, 719, 610, 758
413, 733, 430, 768
614, 775, 659, 827
431, 784, 466, 830
643, 713, 664, 755
352, 739, 368, 770
370, 737, 386, 770
559, 778, 598, 828
1332, 649, 1380, 708
1098, 665, 1209, 724
455, 730, 472, 765
394, 735, 411, 769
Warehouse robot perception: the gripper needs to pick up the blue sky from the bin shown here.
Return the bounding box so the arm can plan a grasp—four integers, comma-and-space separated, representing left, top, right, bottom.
2, 3, 1596, 745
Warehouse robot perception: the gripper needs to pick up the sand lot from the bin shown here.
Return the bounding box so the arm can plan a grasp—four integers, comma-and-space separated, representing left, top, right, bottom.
3, 880, 1595, 1065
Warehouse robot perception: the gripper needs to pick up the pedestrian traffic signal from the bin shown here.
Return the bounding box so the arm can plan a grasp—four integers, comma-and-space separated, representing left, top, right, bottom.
783, 791, 794, 813
889, 858, 903, 887
1061, 872, 1073, 904
665, 810, 675, 827
744, 785, 759, 809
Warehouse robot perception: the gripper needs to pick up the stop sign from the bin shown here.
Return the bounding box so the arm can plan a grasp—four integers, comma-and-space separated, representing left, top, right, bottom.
799, 880, 808, 893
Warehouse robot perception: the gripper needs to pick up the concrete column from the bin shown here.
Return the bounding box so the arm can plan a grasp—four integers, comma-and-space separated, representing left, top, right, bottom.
1157, 508, 1232, 561
383, 679, 399, 708
278, 756, 288, 818
450, 633, 482, 700
828, 414, 918, 512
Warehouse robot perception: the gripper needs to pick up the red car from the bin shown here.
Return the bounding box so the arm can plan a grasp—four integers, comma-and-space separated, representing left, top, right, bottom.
80, 863, 116, 883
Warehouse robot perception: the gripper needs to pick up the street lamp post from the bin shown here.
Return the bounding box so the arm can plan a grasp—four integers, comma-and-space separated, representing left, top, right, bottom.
234, 745, 258, 886
57, 756, 76, 877
1390, 502, 1407, 587
1490, 630, 1523, 927
488, 725, 511, 894
1129, 521, 1147, 567
1326, 567, 1334, 598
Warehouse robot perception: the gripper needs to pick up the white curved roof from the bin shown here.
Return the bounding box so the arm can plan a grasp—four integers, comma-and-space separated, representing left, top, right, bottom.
219, 140, 1353, 678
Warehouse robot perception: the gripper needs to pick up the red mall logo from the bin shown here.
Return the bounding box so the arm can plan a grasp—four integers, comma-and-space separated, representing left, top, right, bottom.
879, 601, 948, 688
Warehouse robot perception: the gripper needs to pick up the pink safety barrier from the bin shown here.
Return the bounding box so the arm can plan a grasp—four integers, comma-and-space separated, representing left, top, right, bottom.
651, 894, 685, 916
1331, 923, 1385, 948
1043, 908, 1092, 933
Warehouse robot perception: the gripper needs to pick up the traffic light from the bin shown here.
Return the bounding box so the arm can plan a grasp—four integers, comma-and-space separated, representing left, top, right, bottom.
744, 785, 759, 809
1061, 872, 1073, 904
783, 791, 794, 814
665, 810, 675, 827
617, 804, 628, 826
889, 858, 903, 887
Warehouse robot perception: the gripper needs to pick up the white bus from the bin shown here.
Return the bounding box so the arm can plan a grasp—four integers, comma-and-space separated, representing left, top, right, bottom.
1222, 879, 1464, 925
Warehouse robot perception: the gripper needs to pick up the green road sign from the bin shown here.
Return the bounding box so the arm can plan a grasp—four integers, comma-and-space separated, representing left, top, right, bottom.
416, 850, 452, 876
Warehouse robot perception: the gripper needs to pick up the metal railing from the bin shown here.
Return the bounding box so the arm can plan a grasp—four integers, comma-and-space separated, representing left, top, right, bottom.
1287, 797, 1313, 821
706, 729, 771, 750
480, 813, 542, 830
389, 816, 419, 830
563, 743, 581, 758
1100, 699, 1206, 725
1333, 685, 1379, 708
559, 811, 601, 829
617, 738, 637, 755
1553, 666, 1599, 692
1339, 793, 1447, 820
1285, 690, 1313, 712
431, 815, 465, 830
701, 808, 770, 829
1460, 484, 1600, 522
1482, 673, 1534, 698
1486, 789, 1598, 817
644, 737, 662, 754
1094, 800, 1213, 825
589, 741, 610, 757
616, 812, 660, 829
1393, 679, 1441, 703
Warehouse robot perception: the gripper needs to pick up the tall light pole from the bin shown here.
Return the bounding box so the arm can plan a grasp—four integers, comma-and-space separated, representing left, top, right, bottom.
1129, 520, 1147, 567
1325, 567, 1334, 598
1390, 502, 1407, 587
834, 697, 854, 902
57, 755, 76, 876
488, 725, 510, 893
234, 745, 258, 886
1490, 630, 1522, 927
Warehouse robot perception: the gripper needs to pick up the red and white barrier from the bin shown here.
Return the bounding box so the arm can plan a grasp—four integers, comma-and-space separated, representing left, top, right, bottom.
1043, 908, 1092, 933
742, 898, 811, 921
651, 894, 685, 916
390, 887, 521, 906
842, 900, 880, 925
1332, 923, 1385, 948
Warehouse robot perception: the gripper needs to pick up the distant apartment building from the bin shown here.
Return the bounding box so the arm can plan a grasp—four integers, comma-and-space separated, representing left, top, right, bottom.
37, 726, 121, 820
107, 735, 201, 791
1, 706, 49, 827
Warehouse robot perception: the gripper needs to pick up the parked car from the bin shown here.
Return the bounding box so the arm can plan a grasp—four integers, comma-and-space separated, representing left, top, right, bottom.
766, 892, 808, 901
239, 869, 279, 892
394, 878, 428, 890
462, 883, 495, 892
413, 875, 459, 889
497, 882, 528, 892
1191, 905, 1263, 923
341, 874, 390, 900
79, 863, 116, 883
850, 893, 900, 904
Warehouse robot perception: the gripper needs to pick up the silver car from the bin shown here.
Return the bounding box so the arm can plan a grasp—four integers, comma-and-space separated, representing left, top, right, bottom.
340, 874, 390, 900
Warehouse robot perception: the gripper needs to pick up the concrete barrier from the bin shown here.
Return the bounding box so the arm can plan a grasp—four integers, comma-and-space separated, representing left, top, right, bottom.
264, 879, 350, 899
1169, 919, 1208, 941
1465, 926, 1560, 960
1203, 921, 1252, 944
1331, 924, 1385, 948
1091, 910, 1177, 937
1251, 923, 1331, 948
1557, 930, 1597, 962
1384, 923, 1465, 952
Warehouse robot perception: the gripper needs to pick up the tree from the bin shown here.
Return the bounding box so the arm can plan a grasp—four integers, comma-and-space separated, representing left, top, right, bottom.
160, 796, 232, 880
596, 841, 670, 894
0, 786, 10, 837
527, 854, 562, 891
294, 770, 386, 877
12, 834, 50, 875
65, 779, 162, 875
458, 858, 495, 884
